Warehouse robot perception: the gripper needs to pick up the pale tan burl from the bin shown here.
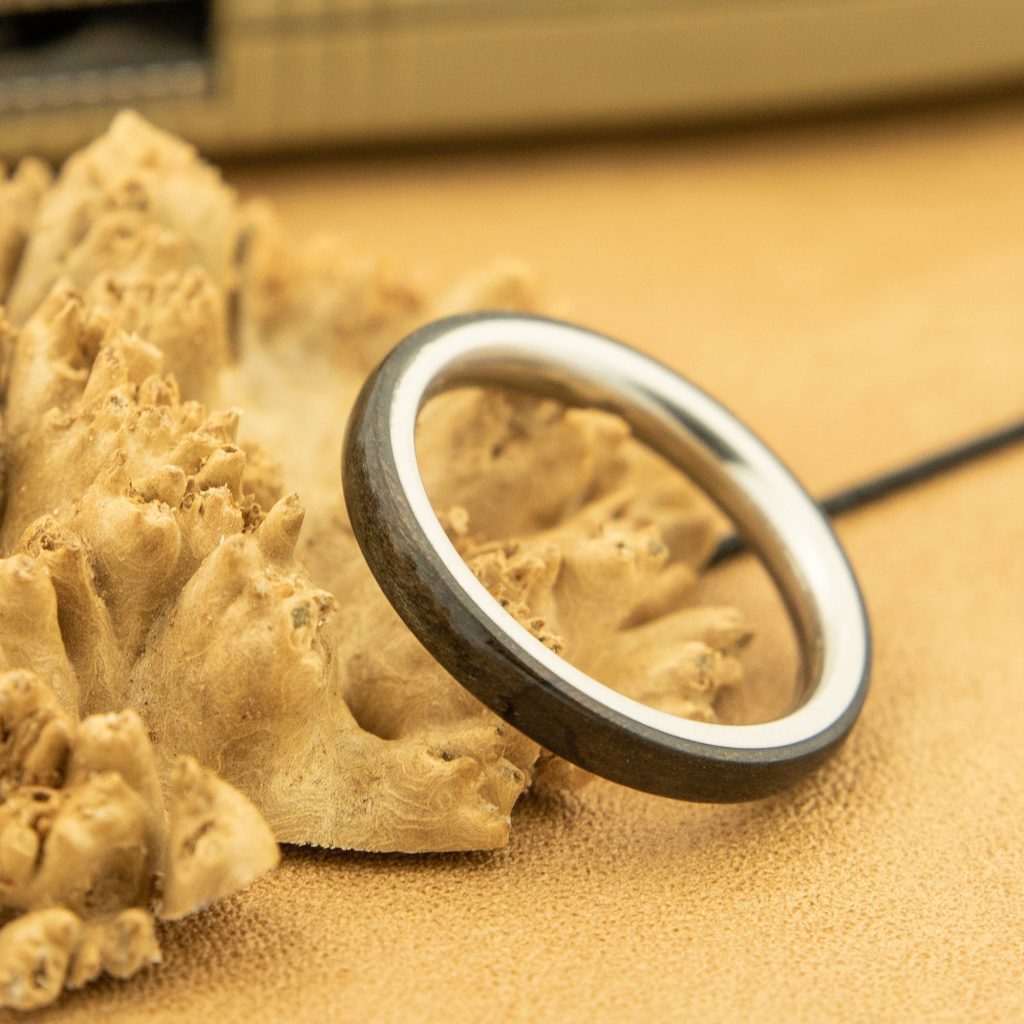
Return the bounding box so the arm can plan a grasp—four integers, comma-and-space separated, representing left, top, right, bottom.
0, 113, 749, 1009
0, 669, 278, 1010
0, 161, 50, 303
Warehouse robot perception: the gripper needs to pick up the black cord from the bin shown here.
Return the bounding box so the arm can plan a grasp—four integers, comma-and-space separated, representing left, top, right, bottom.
707, 416, 1024, 567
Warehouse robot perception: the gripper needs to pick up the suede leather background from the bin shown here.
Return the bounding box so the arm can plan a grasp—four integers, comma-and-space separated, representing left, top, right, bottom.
27, 97, 1024, 1022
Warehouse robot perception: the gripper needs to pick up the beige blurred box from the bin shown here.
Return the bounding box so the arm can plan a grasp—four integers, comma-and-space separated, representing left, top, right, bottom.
1, 0, 1023, 159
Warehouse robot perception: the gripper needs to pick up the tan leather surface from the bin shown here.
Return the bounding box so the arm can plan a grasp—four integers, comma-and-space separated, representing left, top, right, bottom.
30, 100, 1024, 1022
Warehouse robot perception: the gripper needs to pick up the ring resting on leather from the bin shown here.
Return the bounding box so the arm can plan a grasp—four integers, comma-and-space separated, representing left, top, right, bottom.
342, 313, 871, 802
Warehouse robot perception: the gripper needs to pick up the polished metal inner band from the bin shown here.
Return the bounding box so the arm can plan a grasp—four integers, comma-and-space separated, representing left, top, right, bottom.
343, 313, 872, 801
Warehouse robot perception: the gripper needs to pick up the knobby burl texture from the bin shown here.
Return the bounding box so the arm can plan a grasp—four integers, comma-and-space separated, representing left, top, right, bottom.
0, 112, 751, 1007
0, 160, 51, 302
0, 670, 278, 1009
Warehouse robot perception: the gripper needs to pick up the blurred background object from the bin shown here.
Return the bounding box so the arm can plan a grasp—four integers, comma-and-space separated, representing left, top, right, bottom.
1, 0, 1023, 159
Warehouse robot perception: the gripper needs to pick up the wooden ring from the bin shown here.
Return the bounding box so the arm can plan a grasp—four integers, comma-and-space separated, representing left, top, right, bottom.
343, 313, 871, 801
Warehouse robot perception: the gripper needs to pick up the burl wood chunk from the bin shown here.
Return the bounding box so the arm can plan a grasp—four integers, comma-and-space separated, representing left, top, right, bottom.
0, 111, 751, 1008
